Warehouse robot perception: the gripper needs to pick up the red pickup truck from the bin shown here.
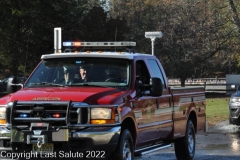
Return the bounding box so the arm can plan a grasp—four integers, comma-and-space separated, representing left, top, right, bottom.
0, 41, 206, 160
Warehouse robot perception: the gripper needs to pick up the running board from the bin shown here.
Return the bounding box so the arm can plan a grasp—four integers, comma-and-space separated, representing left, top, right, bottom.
0, 147, 12, 151
134, 143, 172, 156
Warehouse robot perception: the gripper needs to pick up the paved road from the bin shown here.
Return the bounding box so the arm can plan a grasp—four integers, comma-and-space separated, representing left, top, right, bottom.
135, 121, 240, 160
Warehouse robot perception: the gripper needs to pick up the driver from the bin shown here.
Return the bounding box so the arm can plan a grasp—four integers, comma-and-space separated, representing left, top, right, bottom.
62, 65, 79, 85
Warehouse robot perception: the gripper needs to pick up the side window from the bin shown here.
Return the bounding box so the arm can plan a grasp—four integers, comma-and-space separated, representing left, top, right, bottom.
136, 60, 150, 84
147, 59, 166, 89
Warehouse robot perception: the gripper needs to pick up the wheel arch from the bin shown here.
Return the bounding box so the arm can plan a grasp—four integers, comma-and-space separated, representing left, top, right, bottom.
120, 117, 137, 147
188, 111, 197, 133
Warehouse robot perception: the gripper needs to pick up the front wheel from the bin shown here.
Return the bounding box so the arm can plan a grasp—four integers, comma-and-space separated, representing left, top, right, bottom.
110, 129, 134, 160
174, 120, 195, 160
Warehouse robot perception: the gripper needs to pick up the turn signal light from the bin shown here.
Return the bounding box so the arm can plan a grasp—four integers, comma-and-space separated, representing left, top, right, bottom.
91, 119, 115, 124
73, 42, 81, 46
0, 119, 6, 124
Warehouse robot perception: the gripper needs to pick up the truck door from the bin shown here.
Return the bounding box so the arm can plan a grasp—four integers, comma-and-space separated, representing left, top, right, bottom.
134, 60, 159, 146
146, 59, 173, 140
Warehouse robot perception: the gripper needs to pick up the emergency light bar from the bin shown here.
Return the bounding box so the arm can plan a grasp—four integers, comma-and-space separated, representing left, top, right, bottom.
63, 41, 136, 47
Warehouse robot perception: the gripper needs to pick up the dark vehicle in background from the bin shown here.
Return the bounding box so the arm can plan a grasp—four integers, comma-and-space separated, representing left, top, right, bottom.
0, 77, 27, 93
229, 85, 240, 125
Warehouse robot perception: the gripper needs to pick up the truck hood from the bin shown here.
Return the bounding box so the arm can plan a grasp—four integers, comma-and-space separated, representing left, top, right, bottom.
1, 87, 126, 104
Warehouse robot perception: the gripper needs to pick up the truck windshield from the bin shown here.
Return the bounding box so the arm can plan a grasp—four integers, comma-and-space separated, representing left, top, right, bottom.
25, 58, 131, 89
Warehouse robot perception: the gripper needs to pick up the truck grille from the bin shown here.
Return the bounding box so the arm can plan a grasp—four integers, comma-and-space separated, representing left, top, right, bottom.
9, 100, 89, 129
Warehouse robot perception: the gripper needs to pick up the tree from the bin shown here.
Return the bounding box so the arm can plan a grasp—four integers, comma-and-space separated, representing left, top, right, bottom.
158, 1, 235, 85
0, 0, 129, 79
0, 0, 239, 82
0, 0, 88, 77
109, 0, 237, 86
227, 0, 240, 73
228, 0, 240, 33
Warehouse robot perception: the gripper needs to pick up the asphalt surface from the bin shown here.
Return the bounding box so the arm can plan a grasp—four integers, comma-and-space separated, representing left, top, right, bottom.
135, 120, 240, 160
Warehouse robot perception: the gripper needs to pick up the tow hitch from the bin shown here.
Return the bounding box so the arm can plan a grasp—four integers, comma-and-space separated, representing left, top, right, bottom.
27, 134, 48, 148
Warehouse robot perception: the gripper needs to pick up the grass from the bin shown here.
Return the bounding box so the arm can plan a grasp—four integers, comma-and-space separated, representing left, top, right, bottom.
206, 97, 229, 126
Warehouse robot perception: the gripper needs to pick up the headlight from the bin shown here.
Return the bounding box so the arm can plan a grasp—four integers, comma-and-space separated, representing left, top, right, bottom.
90, 108, 115, 124
91, 108, 112, 119
0, 107, 6, 124
230, 98, 240, 103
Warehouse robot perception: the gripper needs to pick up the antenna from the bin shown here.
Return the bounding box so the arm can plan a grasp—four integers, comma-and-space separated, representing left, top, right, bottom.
145, 31, 163, 55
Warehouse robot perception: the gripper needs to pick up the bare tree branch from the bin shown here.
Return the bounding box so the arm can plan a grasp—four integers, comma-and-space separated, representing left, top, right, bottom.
228, 0, 240, 33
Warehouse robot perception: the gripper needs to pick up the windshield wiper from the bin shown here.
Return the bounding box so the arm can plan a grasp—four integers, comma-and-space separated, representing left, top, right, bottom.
30, 82, 64, 87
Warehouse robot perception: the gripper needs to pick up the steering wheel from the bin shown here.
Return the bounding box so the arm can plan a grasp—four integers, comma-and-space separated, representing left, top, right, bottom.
105, 78, 120, 82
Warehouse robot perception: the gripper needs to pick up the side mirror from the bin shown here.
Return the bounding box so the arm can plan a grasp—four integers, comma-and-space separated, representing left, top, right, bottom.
7, 77, 23, 94
150, 77, 163, 96
135, 79, 143, 97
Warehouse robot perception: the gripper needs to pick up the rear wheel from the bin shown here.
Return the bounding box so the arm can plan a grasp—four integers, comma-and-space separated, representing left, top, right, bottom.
174, 120, 195, 160
110, 129, 134, 160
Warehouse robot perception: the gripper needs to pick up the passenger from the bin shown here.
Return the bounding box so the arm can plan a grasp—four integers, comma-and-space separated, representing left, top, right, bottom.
79, 65, 93, 82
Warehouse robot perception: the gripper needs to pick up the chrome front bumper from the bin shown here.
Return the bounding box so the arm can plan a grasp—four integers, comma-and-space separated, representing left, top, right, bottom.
0, 126, 11, 151
1, 125, 121, 152
11, 126, 121, 149
229, 103, 240, 118
71, 126, 121, 145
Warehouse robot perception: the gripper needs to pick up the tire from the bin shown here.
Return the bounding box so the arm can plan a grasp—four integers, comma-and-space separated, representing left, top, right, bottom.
174, 120, 195, 160
109, 129, 134, 160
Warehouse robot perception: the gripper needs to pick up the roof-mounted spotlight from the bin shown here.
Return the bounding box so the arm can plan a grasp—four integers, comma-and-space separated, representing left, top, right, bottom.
145, 31, 163, 55
54, 27, 62, 53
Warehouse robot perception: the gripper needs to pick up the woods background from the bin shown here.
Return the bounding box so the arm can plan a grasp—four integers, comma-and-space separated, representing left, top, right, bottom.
0, 0, 240, 86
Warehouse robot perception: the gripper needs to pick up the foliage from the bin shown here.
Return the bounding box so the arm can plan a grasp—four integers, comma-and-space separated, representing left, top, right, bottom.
0, 0, 87, 77
0, 0, 128, 78
109, 0, 240, 85
0, 0, 240, 82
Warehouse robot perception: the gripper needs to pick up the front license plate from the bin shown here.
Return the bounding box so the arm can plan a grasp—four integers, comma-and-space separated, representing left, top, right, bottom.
32, 143, 54, 154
